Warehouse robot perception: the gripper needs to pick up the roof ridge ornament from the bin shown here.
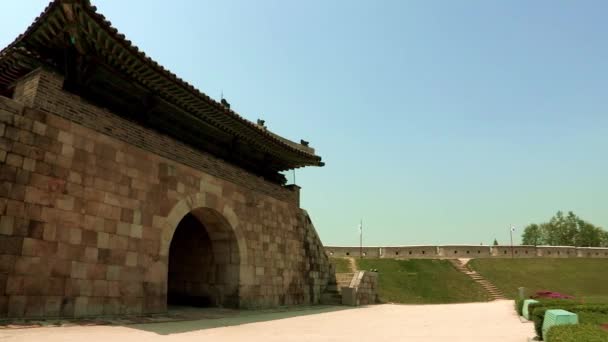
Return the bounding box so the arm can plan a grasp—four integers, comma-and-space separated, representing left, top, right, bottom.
257, 119, 266, 130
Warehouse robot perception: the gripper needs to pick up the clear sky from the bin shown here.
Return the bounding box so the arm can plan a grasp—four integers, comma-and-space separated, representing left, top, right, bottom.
2, 1, 607, 246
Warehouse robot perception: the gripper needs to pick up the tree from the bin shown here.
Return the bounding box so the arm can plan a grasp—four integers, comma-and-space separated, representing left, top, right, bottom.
521, 211, 606, 247
601, 231, 608, 247
493, 239, 499, 246
576, 221, 603, 247
547, 211, 577, 246
539, 222, 557, 245
521, 224, 543, 246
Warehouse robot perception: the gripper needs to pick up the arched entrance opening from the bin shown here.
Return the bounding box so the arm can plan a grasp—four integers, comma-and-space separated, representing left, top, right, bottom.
167, 207, 241, 308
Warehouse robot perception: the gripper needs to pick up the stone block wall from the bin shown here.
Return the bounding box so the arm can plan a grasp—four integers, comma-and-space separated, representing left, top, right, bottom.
0, 68, 331, 318
354, 271, 378, 305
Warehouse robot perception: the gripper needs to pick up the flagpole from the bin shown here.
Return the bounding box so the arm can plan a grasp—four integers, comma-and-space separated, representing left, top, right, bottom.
359, 219, 363, 259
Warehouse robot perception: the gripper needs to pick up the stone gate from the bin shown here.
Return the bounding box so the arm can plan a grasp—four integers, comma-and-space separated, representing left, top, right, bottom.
0, 0, 331, 318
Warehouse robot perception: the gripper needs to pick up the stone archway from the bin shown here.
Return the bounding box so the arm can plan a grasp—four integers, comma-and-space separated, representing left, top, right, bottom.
156, 193, 248, 309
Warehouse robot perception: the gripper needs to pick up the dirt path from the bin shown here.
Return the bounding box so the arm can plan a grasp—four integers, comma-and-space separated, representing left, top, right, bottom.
0, 301, 532, 342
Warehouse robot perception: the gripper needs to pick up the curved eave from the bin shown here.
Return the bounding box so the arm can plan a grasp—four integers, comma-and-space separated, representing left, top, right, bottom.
0, 0, 323, 169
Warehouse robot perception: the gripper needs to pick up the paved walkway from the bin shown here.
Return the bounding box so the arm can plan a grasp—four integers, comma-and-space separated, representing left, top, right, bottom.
0, 301, 532, 342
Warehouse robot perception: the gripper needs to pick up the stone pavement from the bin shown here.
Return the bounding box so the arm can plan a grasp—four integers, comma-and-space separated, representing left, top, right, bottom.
0, 301, 533, 342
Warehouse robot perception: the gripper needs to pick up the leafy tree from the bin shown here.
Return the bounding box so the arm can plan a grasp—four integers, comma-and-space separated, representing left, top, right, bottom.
601, 231, 608, 247
521, 211, 606, 247
521, 223, 543, 246
576, 221, 603, 247
540, 222, 558, 245
493, 239, 499, 246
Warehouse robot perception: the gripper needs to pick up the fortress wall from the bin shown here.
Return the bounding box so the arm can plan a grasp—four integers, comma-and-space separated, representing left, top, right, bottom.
577, 247, 608, 258
536, 246, 578, 258
325, 246, 381, 258
325, 245, 608, 259
438, 245, 492, 258
491, 245, 538, 258
382, 246, 438, 259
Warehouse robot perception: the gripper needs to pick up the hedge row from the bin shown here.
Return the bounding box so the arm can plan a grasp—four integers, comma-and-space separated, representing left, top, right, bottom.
515, 298, 524, 316
545, 324, 608, 342
526, 301, 608, 340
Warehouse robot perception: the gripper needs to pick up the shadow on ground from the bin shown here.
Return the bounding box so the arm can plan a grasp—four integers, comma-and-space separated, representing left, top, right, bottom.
128, 305, 352, 335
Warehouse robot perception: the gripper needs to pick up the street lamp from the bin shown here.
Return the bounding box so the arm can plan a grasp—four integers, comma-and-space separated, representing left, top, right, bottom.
510, 225, 516, 259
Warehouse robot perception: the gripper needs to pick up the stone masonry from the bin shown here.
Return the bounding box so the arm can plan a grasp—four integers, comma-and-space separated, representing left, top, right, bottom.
0, 68, 331, 318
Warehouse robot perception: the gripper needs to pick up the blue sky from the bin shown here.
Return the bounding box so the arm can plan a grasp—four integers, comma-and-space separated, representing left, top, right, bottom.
2, 1, 607, 246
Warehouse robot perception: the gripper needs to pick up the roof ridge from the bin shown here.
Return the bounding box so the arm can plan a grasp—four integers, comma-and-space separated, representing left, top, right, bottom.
78, 0, 320, 160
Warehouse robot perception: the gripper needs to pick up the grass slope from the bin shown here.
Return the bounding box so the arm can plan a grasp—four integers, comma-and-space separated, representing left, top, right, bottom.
469, 258, 608, 301
329, 257, 352, 273
356, 259, 491, 304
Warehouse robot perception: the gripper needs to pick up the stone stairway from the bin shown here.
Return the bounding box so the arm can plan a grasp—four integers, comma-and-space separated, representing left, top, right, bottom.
320, 257, 358, 306
336, 272, 356, 288
320, 279, 343, 305
345, 257, 357, 273
449, 259, 507, 301
320, 272, 356, 305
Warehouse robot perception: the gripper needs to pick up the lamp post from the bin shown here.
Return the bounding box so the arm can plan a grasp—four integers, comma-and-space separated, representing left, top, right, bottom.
359, 219, 363, 259
510, 225, 515, 259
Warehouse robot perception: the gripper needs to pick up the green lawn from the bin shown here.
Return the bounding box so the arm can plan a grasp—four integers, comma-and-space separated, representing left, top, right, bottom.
356, 259, 492, 304
469, 258, 608, 301
329, 257, 352, 273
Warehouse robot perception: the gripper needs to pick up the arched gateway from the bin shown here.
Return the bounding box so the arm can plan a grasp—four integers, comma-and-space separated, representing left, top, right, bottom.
0, 0, 332, 318
161, 195, 247, 308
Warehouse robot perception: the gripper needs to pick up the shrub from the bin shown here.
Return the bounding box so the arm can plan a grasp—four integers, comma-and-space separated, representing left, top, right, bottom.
516, 298, 524, 316
579, 312, 608, 325
531, 304, 608, 339
523, 297, 574, 317
545, 324, 608, 342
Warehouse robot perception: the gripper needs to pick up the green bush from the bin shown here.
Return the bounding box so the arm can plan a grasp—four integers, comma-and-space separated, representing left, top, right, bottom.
528, 299, 578, 315
545, 324, 608, 342
516, 298, 524, 316
531, 304, 608, 339
528, 300, 580, 336
579, 312, 608, 325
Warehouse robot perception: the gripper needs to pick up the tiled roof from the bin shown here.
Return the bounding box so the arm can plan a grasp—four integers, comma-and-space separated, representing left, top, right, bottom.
0, 0, 323, 169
